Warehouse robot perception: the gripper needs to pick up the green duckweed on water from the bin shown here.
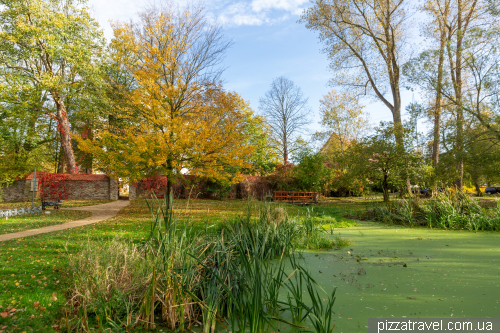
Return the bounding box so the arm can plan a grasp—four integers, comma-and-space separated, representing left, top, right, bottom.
296, 220, 500, 332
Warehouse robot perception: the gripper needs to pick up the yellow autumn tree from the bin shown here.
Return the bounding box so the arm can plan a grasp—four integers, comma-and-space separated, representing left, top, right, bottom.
319, 90, 370, 156
75, 4, 253, 207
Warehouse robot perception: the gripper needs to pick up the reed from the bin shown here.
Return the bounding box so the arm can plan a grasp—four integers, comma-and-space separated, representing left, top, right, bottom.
367, 191, 500, 231
67, 196, 340, 332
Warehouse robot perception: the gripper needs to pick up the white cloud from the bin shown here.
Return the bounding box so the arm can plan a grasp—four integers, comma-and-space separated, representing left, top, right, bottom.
215, 0, 308, 26
250, 0, 308, 13
86, 0, 307, 30
217, 2, 266, 26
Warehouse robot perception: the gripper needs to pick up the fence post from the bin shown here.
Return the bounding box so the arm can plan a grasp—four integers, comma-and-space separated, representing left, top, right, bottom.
31, 167, 37, 209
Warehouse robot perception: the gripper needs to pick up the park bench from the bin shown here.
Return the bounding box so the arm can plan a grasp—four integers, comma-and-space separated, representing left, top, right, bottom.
273, 191, 319, 205
42, 199, 63, 210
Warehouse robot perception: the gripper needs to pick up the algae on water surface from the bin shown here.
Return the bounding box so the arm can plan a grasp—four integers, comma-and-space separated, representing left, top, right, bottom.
299, 221, 500, 332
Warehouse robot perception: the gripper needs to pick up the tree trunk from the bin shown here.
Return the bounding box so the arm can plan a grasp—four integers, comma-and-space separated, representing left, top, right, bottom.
389, 61, 403, 145
474, 180, 482, 197
165, 158, 174, 212
57, 142, 65, 173
454, 0, 464, 189
54, 98, 77, 174
283, 133, 288, 164
382, 172, 390, 202
432, 27, 446, 166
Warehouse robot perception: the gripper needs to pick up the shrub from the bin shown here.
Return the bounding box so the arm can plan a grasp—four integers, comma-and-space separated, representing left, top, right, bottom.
366, 191, 500, 231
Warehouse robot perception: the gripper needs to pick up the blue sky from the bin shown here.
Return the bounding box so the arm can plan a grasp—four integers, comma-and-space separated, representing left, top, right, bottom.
88, 0, 418, 137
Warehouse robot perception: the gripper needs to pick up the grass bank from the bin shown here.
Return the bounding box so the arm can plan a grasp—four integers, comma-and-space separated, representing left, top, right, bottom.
0, 199, 351, 332
367, 192, 500, 230
0, 210, 91, 235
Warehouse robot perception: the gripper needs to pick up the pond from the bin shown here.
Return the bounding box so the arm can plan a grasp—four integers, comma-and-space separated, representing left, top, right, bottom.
298, 221, 500, 332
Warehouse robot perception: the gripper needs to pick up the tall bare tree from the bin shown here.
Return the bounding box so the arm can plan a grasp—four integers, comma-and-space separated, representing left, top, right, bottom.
301, 0, 412, 143
259, 77, 310, 164
405, 0, 497, 187
421, 0, 452, 166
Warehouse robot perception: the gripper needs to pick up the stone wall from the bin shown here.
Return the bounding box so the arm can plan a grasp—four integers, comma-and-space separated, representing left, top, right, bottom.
129, 184, 137, 200
1, 173, 119, 202
1, 180, 27, 202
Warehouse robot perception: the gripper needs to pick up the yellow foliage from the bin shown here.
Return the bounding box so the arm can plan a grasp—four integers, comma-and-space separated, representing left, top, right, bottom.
75, 7, 253, 185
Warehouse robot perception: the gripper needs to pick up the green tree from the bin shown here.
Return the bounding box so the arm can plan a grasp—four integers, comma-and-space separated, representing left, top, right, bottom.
0, 0, 105, 174
348, 123, 425, 202
293, 147, 328, 192
242, 110, 281, 176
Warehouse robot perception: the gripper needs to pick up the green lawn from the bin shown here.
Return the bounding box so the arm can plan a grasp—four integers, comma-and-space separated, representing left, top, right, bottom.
0, 198, 498, 332
0, 199, 114, 210
0, 210, 91, 235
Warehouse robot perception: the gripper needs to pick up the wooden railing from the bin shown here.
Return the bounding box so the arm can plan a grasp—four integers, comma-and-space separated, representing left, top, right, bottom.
273, 191, 319, 204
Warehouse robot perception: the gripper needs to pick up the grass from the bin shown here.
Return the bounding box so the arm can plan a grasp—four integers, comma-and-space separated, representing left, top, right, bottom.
1, 196, 498, 332
0, 210, 91, 235
0, 208, 144, 332
0, 199, 114, 210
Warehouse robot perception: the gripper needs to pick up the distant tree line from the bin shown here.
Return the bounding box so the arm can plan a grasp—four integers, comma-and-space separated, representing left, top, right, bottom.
2, 0, 500, 203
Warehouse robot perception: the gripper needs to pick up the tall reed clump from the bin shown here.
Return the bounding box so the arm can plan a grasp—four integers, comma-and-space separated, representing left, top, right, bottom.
66, 237, 152, 330
66, 198, 339, 332
367, 191, 500, 231
299, 208, 351, 250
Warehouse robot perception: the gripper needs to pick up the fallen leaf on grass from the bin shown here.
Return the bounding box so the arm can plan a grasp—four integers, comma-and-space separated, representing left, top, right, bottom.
0, 312, 8, 318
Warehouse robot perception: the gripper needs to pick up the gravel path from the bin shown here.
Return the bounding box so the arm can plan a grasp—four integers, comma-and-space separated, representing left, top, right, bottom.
0, 200, 130, 242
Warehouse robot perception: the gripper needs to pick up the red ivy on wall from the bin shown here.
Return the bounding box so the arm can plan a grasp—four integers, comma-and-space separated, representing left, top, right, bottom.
138, 175, 168, 198
38, 173, 70, 201
36, 173, 108, 201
